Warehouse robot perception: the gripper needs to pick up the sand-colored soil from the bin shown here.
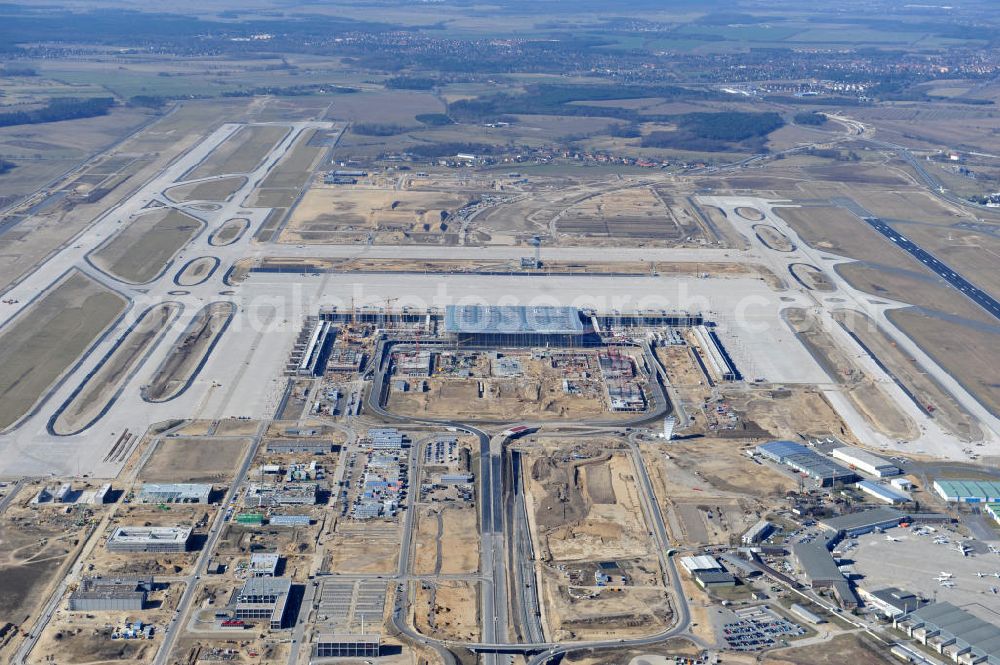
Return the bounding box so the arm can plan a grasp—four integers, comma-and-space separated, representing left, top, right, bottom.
786, 308, 918, 440
142, 301, 235, 403
140, 436, 249, 483
413, 581, 479, 642
280, 187, 469, 242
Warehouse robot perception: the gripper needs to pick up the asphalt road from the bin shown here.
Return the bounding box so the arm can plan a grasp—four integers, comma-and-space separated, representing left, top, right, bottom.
365, 338, 697, 663
152, 421, 268, 665
863, 217, 1000, 321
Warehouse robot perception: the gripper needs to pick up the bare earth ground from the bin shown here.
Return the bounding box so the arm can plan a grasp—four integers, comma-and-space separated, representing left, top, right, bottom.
280, 187, 469, 242
0, 270, 127, 430
327, 522, 400, 574
785, 307, 917, 440
413, 581, 480, 642
142, 301, 236, 403
139, 436, 250, 483
833, 309, 982, 440
412, 504, 479, 575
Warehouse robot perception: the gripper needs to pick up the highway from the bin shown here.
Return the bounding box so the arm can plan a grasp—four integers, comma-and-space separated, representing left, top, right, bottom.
508, 449, 545, 644
863, 217, 1000, 321
364, 338, 699, 664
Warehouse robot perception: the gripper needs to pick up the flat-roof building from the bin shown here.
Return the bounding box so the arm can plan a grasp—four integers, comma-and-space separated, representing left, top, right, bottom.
315, 634, 381, 658
755, 441, 857, 487
249, 553, 280, 577
138, 483, 212, 504
234, 577, 292, 630
933, 479, 1000, 503
443, 304, 597, 347
68, 576, 153, 611
266, 439, 331, 455
790, 539, 859, 609
694, 570, 736, 588
856, 480, 910, 504
245, 483, 318, 507
107, 526, 192, 553
859, 587, 926, 618
894, 602, 1000, 664
819, 507, 905, 537
832, 447, 901, 477
680, 555, 723, 574
790, 604, 826, 625
742, 519, 775, 545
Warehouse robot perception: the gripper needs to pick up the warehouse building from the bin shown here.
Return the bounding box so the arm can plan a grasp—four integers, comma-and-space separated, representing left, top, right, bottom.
269, 514, 312, 527
315, 634, 381, 658
138, 482, 212, 504
894, 602, 1000, 664
790, 604, 825, 625
755, 441, 858, 487
68, 576, 153, 611
266, 439, 331, 455
819, 507, 906, 537
856, 480, 910, 504
233, 577, 292, 630
831, 447, 901, 477
107, 526, 192, 553
933, 479, 1000, 503
366, 428, 405, 450
741, 519, 775, 545
443, 304, 599, 347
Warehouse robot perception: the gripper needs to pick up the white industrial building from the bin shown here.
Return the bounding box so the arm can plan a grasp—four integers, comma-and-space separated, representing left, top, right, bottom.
856, 480, 909, 504
831, 447, 900, 477
741, 519, 775, 545
107, 526, 192, 553
138, 482, 212, 504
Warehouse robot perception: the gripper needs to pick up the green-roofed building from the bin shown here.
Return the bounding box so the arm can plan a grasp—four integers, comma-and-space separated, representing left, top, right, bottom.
985, 503, 1000, 523
933, 479, 1000, 503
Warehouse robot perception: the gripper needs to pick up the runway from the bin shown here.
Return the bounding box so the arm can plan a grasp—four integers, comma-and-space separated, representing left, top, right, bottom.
863, 217, 1000, 321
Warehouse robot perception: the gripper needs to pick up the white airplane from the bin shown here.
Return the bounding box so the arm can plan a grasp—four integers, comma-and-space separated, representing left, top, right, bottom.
940, 581, 956, 588
937, 572, 954, 578
934, 575, 953, 582
886, 535, 900, 542
988, 545, 1000, 555
955, 544, 972, 557
978, 572, 988, 578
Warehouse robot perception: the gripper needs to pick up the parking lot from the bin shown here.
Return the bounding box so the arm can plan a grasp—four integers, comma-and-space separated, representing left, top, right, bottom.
719, 605, 805, 650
